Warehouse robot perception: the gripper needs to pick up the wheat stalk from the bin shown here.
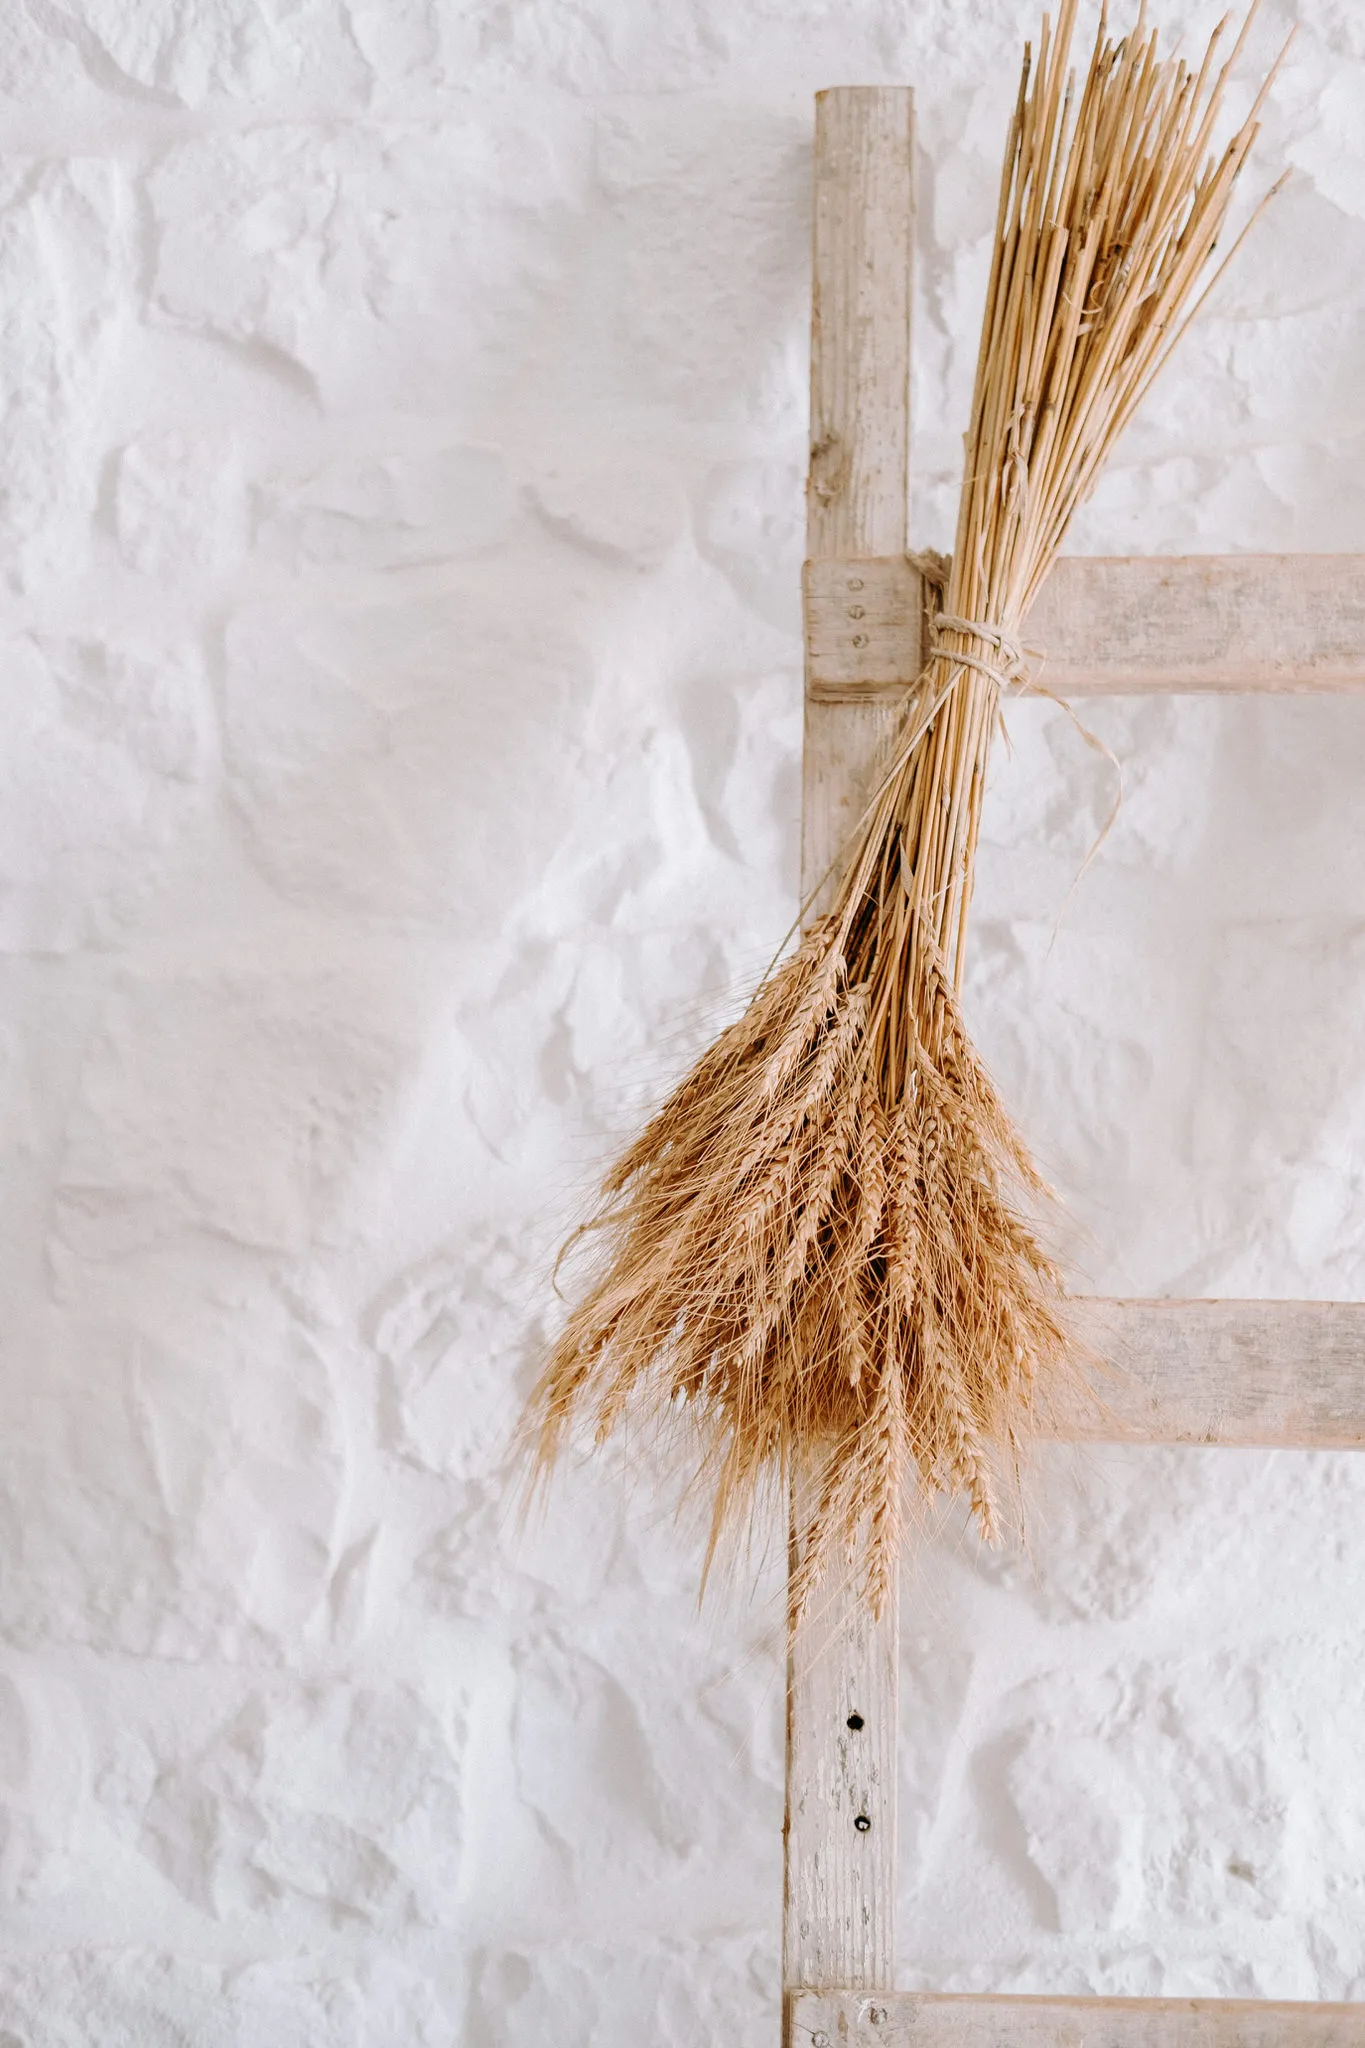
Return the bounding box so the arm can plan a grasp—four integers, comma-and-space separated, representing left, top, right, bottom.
527, 1, 1284, 1617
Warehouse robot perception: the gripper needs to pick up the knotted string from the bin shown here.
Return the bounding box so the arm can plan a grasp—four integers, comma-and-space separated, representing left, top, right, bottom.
928, 608, 1124, 929
931, 611, 1030, 696
797, 582, 1123, 938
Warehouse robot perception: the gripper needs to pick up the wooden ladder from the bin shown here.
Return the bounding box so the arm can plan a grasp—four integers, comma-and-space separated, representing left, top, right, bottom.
785, 87, 1365, 2048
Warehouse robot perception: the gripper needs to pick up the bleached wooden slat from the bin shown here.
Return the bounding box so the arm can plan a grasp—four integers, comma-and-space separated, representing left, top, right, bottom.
804, 555, 931, 699
806, 97, 913, 563
805, 553, 1365, 701
1032, 554, 1365, 695
792, 1989, 1365, 2045
1068, 1298, 1365, 1448
786, 1481, 900, 1996
787, 84, 913, 2006
800, 84, 915, 921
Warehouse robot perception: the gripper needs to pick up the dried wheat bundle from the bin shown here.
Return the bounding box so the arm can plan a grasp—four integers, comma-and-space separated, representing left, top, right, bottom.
529, 0, 1282, 1616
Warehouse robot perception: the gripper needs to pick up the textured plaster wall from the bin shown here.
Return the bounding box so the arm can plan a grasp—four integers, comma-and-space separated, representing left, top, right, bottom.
2, 0, 1365, 2041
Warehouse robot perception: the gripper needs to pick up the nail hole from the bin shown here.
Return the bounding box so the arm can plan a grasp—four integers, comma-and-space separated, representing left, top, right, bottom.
847, 577, 864, 591
851, 632, 868, 647
847, 604, 865, 618
846, 1712, 864, 1730
854, 1813, 872, 1832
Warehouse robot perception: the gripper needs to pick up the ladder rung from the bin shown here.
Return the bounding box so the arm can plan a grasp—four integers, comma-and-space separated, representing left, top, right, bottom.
1064, 1298, 1365, 1448
791, 1989, 1365, 2044
804, 554, 1365, 699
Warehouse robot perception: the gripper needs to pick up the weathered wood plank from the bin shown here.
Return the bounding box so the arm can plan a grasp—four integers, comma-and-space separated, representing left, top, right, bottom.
805, 553, 1365, 700
1068, 1298, 1365, 1448
800, 85, 916, 922
787, 84, 913, 2008
1032, 554, 1365, 695
793, 1989, 1365, 2045
806, 95, 913, 562
804, 555, 932, 699
786, 1497, 899, 1994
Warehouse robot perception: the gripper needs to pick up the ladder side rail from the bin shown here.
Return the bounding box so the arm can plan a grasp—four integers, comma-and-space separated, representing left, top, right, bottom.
784, 84, 915, 2024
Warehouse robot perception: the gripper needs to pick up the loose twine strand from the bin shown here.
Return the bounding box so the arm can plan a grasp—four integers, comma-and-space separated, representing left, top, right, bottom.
932, 612, 1029, 694
927, 604, 1125, 918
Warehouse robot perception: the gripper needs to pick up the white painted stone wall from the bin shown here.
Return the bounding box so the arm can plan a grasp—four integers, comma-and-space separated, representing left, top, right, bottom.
1, 1, 1363, 2040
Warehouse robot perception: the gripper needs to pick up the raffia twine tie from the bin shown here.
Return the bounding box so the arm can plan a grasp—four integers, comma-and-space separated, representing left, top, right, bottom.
931, 612, 1031, 697
929, 610, 1124, 910
856, 588, 1120, 927
881, 608, 1034, 775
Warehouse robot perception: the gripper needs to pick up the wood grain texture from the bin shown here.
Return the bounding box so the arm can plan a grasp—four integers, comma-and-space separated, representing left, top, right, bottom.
792, 1990, 1365, 2045
786, 85, 913, 2010
799, 697, 896, 918
1066, 1298, 1365, 1448
807, 91, 914, 563
804, 556, 931, 699
785, 1502, 899, 1994
805, 554, 1365, 700
1030, 554, 1365, 695
800, 89, 916, 915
